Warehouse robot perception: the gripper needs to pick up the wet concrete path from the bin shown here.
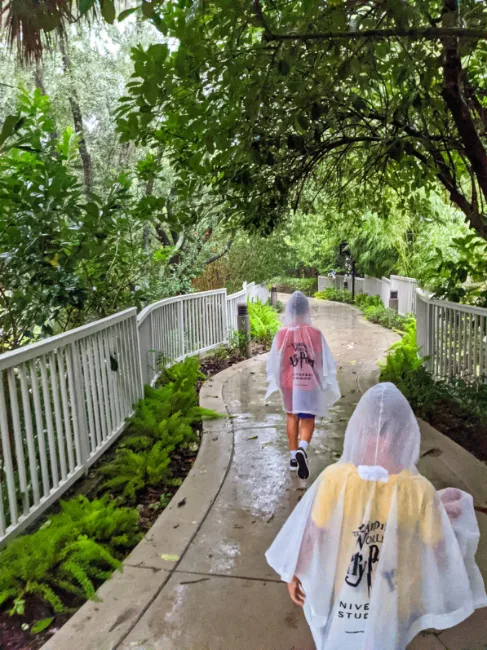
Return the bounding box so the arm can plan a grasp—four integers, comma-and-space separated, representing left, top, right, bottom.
119, 299, 399, 650
114, 298, 486, 650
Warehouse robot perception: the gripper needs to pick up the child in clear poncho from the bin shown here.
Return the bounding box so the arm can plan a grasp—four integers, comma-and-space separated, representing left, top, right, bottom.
266, 383, 487, 650
265, 291, 340, 479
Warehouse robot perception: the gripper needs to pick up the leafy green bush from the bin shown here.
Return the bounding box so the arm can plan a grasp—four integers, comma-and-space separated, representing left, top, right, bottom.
379, 321, 487, 458
315, 288, 354, 304
100, 357, 221, 503
379, 320, 428, 399
269, 276, 317, 296
0, 496, 140, 614
0, 357, 220, 621
316, 288, 411, 330
248, 300, 280, 344
362, 305, 410, 330
354, 293, 382, 309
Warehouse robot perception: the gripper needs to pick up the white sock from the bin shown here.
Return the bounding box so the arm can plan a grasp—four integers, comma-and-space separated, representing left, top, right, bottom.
290, 450, 297, 460
298, 440, 309, 452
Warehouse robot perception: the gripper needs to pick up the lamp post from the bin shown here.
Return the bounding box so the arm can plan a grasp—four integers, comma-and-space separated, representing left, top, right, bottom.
339, 241, 356, 300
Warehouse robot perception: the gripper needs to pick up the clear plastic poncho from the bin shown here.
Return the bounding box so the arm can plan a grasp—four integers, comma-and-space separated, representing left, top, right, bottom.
266, 383, 487, 650
265, 292, 340, 416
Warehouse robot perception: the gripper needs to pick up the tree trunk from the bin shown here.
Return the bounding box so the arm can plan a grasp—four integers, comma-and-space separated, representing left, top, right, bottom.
440, 0, 487, 238
58, 29, 93, 194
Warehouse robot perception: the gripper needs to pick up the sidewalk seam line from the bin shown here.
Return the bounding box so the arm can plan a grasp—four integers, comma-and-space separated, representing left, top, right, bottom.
172, 569, 282, 584
113, 371, 237, 650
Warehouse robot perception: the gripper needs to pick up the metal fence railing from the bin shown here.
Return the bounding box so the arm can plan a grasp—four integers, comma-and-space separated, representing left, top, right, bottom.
0, 282, 267, 546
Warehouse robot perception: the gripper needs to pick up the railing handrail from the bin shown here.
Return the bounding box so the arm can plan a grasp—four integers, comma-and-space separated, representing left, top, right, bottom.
137, 288, 227, 326
0, 308, 137, 371
416, 287, 487, 317
227, 288, 247, 299
391, 274, 417, 283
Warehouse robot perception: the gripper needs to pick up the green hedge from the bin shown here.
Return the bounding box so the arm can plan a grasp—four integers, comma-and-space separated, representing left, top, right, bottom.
268, 276, 317, 296
315, 289, 412, 331
379, 321, 487, 460
315, 288, 354, 304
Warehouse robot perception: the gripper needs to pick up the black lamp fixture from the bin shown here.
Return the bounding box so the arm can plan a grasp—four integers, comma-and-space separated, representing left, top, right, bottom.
339, 240, 356, 300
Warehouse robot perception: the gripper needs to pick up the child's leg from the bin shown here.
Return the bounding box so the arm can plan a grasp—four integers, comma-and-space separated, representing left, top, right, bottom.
295, 416, 314, 479
287, 414, 299, 451
299, 416, 315, 446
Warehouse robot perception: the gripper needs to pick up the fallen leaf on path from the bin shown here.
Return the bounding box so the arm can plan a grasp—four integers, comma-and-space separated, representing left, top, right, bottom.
350, 360, 357, 365
261, 441, 272, 448
177, 498, 187, 508
266, 514, 275, 523
161, 554, 180, 562
247, 435, 258, 440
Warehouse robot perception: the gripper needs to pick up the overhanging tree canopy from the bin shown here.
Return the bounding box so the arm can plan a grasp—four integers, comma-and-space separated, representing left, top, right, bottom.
113, 0, 487, 238
3, 1, 487, 238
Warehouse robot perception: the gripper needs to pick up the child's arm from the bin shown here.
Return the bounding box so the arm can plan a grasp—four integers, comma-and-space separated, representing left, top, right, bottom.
288, 576, 305, 606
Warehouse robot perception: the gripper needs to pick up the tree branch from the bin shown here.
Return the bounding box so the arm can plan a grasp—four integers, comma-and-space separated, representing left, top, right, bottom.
204, 239, 233, 266
440, 0, 487, 206
265, 27, 487, 44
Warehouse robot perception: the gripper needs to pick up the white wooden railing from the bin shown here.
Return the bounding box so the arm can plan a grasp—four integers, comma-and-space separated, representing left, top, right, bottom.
0, 309, 142, 544
0, 282, 268, 546
391, 275, 418, 316
416, 289, 487, 380
318, 273, 418, 316
319, 272, 487, 382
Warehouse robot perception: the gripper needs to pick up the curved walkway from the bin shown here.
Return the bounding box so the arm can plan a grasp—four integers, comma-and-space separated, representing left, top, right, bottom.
44, 299, 487, 650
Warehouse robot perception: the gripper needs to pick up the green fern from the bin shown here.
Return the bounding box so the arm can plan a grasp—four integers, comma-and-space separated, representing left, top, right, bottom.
0, 496, 139, 614
248, 300, 280, 343
0, 357, 219, 617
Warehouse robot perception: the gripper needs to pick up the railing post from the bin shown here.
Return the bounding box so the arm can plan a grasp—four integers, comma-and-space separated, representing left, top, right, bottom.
71, 342, 90, 467
389, 290, 399, 312
222, 290, 229, 344
237, 304, 252, 358
271, 286, 278, 307
178, 299, 185, 359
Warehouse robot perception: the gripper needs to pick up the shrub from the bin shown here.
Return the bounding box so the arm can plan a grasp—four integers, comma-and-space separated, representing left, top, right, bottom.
0, 497, 140, 614
0, 356, 220, 623
362, 305, 410, 330
269, 276, 317, 296
315, 288, 354, 304
354, 293, 382, 309
100, 357, 221, 502
248, 300, 280, 344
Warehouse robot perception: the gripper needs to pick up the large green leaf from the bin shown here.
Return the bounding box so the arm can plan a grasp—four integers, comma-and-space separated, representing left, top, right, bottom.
0, 115, 22, 147
100, 0, 116, 24
79, 0, 96, 15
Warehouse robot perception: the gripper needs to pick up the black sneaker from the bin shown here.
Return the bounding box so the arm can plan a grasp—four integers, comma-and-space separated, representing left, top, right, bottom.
290, 458, 298, 471
296, 448, 310, 480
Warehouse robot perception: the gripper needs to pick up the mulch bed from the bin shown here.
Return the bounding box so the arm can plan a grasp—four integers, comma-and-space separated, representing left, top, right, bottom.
424, 399, 487, 462
1, 341, 270, 650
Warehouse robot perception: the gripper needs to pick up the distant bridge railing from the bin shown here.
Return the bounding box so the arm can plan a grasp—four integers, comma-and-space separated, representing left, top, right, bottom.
318, 273, 417, 316
319, 272, 487, 383
0, 282, 268, 546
